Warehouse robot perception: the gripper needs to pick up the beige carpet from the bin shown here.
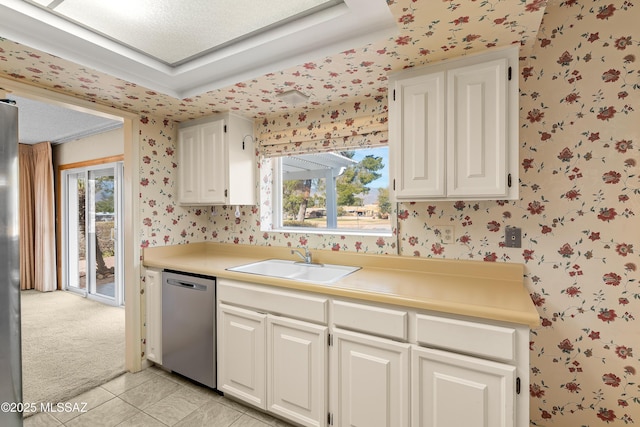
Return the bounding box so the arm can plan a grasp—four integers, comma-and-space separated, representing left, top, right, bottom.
20, 290, 126, 407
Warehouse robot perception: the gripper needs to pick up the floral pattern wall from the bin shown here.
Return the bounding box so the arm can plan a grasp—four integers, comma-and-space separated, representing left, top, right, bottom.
138, 116, 214, 248
0, 0, 544, 121
514, 2, 639, 424
1, 0, 637, 424
389, 1, 639, 425
137, 1, 640, 425
138, 98, 400, 253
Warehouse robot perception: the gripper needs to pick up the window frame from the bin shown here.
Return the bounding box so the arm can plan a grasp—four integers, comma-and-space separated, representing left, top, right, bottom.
269, 148, 393, 237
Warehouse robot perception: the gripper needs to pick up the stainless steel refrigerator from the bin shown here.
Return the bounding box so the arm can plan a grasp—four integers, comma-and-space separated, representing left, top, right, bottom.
0, 99, 23, 426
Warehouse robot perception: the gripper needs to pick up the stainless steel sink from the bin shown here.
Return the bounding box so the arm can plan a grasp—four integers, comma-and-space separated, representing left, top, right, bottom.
227, 259, 360, 284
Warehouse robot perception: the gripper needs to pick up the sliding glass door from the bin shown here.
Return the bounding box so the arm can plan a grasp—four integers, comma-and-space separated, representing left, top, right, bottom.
63, 162, 124, 306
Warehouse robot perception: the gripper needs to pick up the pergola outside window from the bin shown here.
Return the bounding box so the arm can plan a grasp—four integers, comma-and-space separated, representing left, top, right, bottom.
280, 152, 356, 229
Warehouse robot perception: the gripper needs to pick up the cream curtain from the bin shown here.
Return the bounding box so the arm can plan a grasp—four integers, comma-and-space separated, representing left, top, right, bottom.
19, 142, 57, 292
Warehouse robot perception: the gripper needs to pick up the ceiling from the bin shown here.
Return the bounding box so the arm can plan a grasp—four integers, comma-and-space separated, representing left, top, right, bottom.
2, 0, 397, 98
26, 0, 343, 66
0, 0, 547, 143
5, 93, 121, 144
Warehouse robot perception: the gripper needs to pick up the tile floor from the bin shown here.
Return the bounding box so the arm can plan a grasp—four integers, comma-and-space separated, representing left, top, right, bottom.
23, 366, 295, 427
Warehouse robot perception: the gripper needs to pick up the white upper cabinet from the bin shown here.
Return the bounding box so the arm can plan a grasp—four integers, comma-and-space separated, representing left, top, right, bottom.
389, 46, 518, 201
178, 113, 256, 206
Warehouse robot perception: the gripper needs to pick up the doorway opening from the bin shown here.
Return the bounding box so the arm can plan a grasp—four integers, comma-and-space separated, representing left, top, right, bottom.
62, 162, 124, 306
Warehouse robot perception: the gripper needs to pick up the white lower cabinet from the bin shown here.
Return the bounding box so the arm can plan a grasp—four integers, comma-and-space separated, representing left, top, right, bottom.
144, 268, 162, 364
217, 279, 328, 427
218, 303, 267, 409
412, 347, 515, 427
331, 329, 410, 427
216, 280, 528, 427
268, 316, 328, 427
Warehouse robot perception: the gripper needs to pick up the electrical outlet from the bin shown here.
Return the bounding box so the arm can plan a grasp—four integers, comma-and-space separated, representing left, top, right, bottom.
505, 226, 522, 248
438, 225, 455, 244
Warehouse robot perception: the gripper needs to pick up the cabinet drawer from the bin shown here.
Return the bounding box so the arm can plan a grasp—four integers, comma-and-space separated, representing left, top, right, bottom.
333, 300, 408, 341
218, 279, 328, 324
416, 314, 515, 362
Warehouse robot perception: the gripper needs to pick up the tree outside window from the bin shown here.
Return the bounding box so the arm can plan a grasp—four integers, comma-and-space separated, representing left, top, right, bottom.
278, 147, 391, 233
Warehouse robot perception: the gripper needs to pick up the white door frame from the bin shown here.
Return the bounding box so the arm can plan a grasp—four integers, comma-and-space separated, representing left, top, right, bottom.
2, 77, 143, 373
61, 162, 124, 306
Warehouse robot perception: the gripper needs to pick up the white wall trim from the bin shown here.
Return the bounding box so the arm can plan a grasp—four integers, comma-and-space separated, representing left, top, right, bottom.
0, 77, 143, 373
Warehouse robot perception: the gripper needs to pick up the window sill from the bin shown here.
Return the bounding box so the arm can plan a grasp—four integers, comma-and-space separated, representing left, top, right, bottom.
270, 226, 393, 238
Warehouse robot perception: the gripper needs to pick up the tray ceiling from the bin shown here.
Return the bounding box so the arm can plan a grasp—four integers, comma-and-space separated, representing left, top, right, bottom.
1, 0, 397, 98
26, 0, 341, 66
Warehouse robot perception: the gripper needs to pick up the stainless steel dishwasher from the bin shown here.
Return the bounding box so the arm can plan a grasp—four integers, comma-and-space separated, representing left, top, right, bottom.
162, 270, 216, 388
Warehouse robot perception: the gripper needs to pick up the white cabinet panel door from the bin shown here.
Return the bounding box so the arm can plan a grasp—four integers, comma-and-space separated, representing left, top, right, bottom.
447, 57, 508, 198
144, 268, 162, 364
412, 346, 515, 427
199, 120, 226, 204
177, 126, 200, 204
267, 316, 327, 427
332, 329, 410, 427
178, 119, 226, 204
218, 303, 266, 409
393, 71, 446, 199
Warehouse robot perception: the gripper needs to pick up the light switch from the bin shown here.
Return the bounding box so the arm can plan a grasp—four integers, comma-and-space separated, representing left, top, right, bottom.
505, 226, 521, 248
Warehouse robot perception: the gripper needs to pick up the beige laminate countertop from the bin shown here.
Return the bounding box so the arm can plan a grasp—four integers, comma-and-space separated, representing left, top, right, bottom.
142, 242, 540, 327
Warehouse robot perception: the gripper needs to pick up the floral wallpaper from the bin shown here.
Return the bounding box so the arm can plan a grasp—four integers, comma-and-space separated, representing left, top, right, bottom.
2, 0, 639, 425
137, 116, 214, 248
0, 0, 544, 122
404, 1, 640, 425
516, 2, 639, 424
139, 1, 639, 425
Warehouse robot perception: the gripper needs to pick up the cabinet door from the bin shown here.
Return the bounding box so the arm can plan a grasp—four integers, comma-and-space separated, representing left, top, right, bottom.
267, 316, 327, 427
144, 268, 162, 364
412, 346, 515, 427
199, 120, 227, 204
392, 71, 446, 199
332, 329, 410, 427
177, 126, 200, 204
226, 114, 256, 206
218, 303, 266, 409
447, 58, 508, 198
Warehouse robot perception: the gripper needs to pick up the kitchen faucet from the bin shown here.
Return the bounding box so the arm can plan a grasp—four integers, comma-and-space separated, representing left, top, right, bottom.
291, 248, 312, 264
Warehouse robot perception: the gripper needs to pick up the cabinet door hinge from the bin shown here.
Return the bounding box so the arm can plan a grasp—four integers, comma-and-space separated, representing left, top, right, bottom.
224, 189, 228, 198
327, 412, 334, 425
507, 173, 512, 188
393, 179, 396, 191
508, 66, 512, 81
327, 334, 333, 346
224, 124, 228, 133
516, 377, 521, 394
393, 89, 396, 101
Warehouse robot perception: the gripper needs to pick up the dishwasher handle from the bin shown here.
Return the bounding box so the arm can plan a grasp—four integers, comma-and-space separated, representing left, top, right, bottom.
166, 278, 208, 291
